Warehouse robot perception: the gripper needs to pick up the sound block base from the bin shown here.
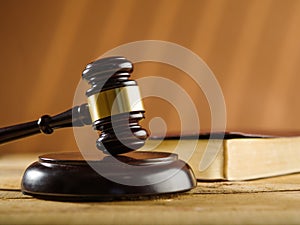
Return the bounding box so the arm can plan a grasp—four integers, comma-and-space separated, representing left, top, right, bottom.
21, 151, 196, 201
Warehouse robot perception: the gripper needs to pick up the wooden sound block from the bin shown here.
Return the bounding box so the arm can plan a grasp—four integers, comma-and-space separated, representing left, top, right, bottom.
21, 151, 196, 201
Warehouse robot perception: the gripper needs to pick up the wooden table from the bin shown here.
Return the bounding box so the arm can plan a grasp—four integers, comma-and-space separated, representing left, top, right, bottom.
1, 153, 300, 225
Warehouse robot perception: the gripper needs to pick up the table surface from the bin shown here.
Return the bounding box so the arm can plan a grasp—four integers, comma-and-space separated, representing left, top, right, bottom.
1, 153, 300, 225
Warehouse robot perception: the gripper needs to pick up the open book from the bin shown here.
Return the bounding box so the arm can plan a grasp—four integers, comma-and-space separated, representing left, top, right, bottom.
140, 132, 300, 181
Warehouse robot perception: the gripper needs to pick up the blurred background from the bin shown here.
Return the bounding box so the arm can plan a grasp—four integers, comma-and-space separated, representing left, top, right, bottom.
1, 0, 300, 153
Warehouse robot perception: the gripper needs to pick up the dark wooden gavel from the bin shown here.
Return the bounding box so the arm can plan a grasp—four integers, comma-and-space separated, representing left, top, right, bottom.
0, 56, 148, 155
2, 56, 196, 201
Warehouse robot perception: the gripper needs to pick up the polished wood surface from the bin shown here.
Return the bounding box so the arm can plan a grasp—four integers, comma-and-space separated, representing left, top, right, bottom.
2, 0, 300, 153
21, 152, 196, 201
1, 154, 300, 224
0, 104, 90, 144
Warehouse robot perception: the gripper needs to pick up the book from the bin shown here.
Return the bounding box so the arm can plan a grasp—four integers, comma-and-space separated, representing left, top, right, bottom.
140, 132, 300, 181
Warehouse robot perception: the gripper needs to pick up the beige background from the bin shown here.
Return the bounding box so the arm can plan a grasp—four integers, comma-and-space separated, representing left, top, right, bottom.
1, 0, 300, 153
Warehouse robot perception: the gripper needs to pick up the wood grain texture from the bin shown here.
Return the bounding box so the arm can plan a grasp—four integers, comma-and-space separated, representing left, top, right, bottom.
1, 154, 300, 225
1, 0, 300, 153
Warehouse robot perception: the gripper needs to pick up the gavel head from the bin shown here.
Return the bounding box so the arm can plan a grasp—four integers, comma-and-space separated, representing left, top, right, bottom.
82, 56, 148, 155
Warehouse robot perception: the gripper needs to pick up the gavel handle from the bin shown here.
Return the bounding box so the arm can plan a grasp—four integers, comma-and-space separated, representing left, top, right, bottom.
0, 104, 91, 144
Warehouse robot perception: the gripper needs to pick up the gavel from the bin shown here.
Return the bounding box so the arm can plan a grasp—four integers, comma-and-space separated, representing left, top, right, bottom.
0, 56, 196, 201
0, 56, 148, 155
